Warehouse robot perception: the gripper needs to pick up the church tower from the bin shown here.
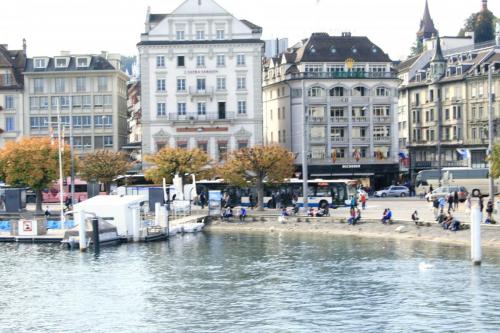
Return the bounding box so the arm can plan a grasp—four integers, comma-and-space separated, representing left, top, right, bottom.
416, 0, 438, 44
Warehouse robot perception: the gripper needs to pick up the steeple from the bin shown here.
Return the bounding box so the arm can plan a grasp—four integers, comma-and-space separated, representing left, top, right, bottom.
417, 0, 438, 42
430, 34, 446, 82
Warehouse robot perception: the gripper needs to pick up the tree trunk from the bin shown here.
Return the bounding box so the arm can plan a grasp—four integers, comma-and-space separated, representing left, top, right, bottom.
35, 188, 43, 213
105, 182, 111, 195
256, 177, 264, 211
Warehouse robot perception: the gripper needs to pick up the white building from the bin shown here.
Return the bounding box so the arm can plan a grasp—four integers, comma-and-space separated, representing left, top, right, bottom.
22, 52, 129, 153
263, 32, 400, 188
0, 42, 26, 147
138, 0, 264, 161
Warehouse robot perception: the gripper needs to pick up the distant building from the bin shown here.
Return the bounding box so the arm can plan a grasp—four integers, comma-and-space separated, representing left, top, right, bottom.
23, 52, 129, 153
138, 0, 264, 162
0, 41, 26, 147
127, 81, 141, 144
263, 32, 399, 189
264, 38, 288, 58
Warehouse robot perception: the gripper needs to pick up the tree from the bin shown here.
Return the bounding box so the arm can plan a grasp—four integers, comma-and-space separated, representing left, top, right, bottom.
0, 137, 71, 212
219, 145, 295, 210
458, 10, 496, 43
409, 39, 424, 57
490, 144, 500, 179
144, 147, 212, 184
79, 150, 133, 194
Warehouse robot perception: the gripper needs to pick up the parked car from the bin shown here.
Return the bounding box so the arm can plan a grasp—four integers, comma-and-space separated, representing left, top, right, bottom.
374, 185, 410, 198
425, 185, 468, 202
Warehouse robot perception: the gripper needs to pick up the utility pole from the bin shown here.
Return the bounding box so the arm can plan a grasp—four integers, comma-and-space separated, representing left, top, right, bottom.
488, 64, 494, 205
57, 104, 65, 227
301, 80, 309, 211
437, 86, 442, 187
70, 98, 75, 205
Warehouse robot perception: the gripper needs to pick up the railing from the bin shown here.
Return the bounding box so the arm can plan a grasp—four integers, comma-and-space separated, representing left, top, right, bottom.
352, 137, 370, 144
352, 116, 368, 123
330, 117, 349, 124
289, 71, 397, 80
374, 116, 391, 123
331, 136, 348, 143
310, 136, 326, 144
310, 116, 326, 123
188, 87, 214, 97
373, 136, 391, 143
167, 112, 235, 121
330, 97, 349, 104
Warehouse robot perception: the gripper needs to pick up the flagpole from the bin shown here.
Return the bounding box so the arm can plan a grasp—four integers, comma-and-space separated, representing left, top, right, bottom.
57, 102, 65, 227
487, 64, 494, 206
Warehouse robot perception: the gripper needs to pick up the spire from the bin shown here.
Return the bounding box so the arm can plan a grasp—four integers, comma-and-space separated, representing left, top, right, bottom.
431, 34, 444, 63
417, 0, 438, 41
430, 34, 445, 82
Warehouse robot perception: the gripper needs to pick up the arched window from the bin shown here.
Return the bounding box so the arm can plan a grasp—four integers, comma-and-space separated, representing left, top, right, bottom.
352, 86, 367, 97
308, 86, 325, 97
376, 87, 389, 97
330, 86, 344, 97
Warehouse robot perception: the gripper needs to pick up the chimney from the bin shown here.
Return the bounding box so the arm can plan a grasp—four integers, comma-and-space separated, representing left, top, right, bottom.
101, 50, 108, 59
341, 32, 351, 37
22, 38, 26, 55
107, 53, 122, 70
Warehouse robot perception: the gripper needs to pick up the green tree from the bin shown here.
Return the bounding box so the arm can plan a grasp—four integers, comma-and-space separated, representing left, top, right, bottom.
409, 39, 424, 57
144, 147, 212, 184
219, 145, 295, 210
490, 144, 500, 179
79, 150, 133, 194
0, 137, 71, 212
458, 10, 496, 43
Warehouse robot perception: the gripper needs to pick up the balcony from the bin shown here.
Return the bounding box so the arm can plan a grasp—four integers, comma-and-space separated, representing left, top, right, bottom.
350, 96, 369, 105
188, 87, 214, 99
352, 137, 370, 144
310, 136, 326, 144
289, 71, 397, 80
307, 96, 327, 104
374, 116, 391, 123
330, 97, 349, 105
167, 112, 235, 122
373, 136, 391, 143
330, 116, 349, 125
352, 116, 368, 123
331, 136, 348, 144
310, 116, 326, 124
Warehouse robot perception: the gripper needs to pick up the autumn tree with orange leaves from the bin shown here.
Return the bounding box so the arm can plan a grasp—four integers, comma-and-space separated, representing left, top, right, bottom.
0, 137, 71, 212
220, 145, 295, 210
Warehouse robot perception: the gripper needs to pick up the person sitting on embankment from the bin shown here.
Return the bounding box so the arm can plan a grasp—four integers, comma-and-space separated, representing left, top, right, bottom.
381, 208, 392, 224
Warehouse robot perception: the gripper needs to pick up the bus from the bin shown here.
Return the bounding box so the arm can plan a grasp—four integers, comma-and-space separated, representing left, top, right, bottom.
415, 167, 499, 197
42, 177, 104, 203
195, 179, 358, 208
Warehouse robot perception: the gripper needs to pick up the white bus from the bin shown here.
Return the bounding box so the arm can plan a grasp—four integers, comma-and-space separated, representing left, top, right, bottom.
415, 167, 498, 197
195, 179, 358, 208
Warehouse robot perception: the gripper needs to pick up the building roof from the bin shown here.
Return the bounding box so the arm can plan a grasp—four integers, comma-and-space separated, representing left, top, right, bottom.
289, 32, 392, 63
138, 39, 264, 47
430, 35, 445, 63
397, 55, 420, 71
149, 14, 168, 24
24, 55, 116, 73
240, 19, 262, 34
0, 44, 26, 89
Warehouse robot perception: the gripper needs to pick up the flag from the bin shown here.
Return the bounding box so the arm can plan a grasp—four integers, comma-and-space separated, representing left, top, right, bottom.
456, 148, 470, 160
331, 149, 337, 164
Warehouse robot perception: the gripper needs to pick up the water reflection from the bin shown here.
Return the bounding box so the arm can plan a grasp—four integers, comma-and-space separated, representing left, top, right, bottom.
0, 232, 500, 332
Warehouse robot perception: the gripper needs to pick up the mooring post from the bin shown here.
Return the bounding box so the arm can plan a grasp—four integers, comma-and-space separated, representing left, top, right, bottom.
77, 211, 87, 251
91, 217, 100, 254
471, 198, 482, 265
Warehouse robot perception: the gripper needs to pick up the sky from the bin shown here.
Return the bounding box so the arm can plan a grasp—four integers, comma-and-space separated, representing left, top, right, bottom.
1, 0, 498, 61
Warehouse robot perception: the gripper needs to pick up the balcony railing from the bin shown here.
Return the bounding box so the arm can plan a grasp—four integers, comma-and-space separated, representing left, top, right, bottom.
352, 116, 368, 123
310, 136, 326, 144
374, 136, 391, 143
310, 116, 326, 124
188, 87, 214, 97
167, 112, 235, 121
374, 116, 391, 123
330, 116, 349, 124
331, 136, 348, 143
289, 71, 397, 80
352, 137, 370, 144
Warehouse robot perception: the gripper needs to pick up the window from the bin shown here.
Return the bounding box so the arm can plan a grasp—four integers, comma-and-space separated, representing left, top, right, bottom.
76, 77, 86, 92
196, 30, 205, 40
238, 101, 247, 114
2, 73, 13, 86
5, 117, 14, 131
445, 108, 450, 120
308, 86, 325, 97
353, 86, 366, 96
236, 54, 246, 66
216, 29, 225, 39
55, 78, 65, 93
156, 56, 165, 68
103, 95, 112, 106
34, 79, 44, 93
376, 87, 389, 96
34, 58, 46, 68
196, 78, 206, 91
40, 96, 48, 109
5, 96, 15, 109
216, 77, 226, 90
216, 55, 225, 67
94, 95, 103, 107
177, 78, 186, 92
30, 116, 48, 129
157, 103, 166, 116
82, 95, 91, 107
73, 116, 92, 128
76, 57, 88, 67
157, 79, 166, 92
196, 56, 205, 67
95, 136, 113, 148
177, 56, 185, 67
218, 141, 228, 161
72, 96, 82, 107
176, 30, 185, 40
197, 141, 208, 152
292, 89, 302, 98
55, 58, 67, 68
94, 115, 112, 128
330, 87, 344, 96
197, 102, 206, 115
177, 141, 188, 149
97, 77, 108, 92
237, 77, 246, 90
177, 103, 186, 115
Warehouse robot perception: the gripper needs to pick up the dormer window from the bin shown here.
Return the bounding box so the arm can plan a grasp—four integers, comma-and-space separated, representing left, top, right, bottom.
34, 58, 46, 68
457, 67, 462, 75
55, 58, 67, 67
76, 57, 89, 67
352, 47, 357, 54
309, 45, 316, 53
372, 47, 378, 53
330, 46, 336, 54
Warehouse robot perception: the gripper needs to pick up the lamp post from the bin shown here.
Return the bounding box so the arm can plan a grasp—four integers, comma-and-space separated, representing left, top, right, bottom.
488, 64, 495, 206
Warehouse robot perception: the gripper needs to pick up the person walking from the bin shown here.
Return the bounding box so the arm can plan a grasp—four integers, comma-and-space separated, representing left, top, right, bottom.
453, 191, 459, 210
447, 194, 454, 213
486, 200, 494, 223
360, 192, 367, 210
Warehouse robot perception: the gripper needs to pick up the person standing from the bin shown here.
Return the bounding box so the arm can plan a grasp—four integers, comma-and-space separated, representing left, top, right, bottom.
486, 200, 493, 223
447, 194, 454, 213
433, 198, 440, 218
360, 192, 367, 210
453, 191, 459, 210
199, 192, 207, 209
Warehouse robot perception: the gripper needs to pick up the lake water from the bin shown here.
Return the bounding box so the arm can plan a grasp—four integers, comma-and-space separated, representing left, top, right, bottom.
1, 231, 500, 333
